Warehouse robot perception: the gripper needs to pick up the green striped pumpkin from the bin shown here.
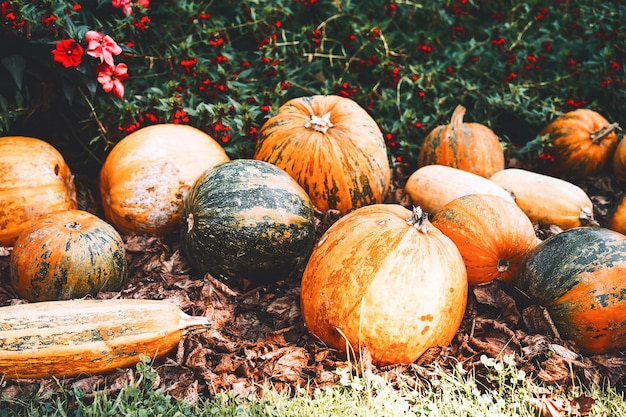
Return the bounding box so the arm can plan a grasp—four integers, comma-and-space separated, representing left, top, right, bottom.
10, 210, 126, 302
253, 95, 390, 214
180, 159, 316, 283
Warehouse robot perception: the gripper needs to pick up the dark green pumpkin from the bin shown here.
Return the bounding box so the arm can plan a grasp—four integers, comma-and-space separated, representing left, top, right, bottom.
180, 159, 316, 283
514, 227, 626, 355
10, 210, 126, 302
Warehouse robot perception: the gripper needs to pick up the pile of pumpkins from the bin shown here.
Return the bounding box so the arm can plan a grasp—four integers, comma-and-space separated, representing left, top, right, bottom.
1, 95, 625, 371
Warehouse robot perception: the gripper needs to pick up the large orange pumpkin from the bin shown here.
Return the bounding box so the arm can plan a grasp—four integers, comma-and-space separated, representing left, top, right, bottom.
300, 204, 468, 366
431, 194, 538, 286
0, 136, 77, 246
418, 105, 505, 178
100, 124, 229, 235
253, 95, 390, 214
537, 109, 619, 178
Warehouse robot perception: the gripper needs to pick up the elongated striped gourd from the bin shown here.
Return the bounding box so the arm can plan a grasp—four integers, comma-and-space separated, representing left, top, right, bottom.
0, 299, 210, 380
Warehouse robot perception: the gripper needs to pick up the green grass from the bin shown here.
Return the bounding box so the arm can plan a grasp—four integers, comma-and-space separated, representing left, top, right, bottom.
1, 355, 624, 416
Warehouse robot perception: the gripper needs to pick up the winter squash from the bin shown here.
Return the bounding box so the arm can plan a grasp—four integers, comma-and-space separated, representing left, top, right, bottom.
300, 204, 468, 366
418, 105, 505, 178
0, 136, 77, 247
489, 168, 595, 230
514, 227, 626, 355
100, 124, 230, 235
181, 159, 316, 283
10, 210, 126, 302
537, 109, 619, 178
0, 299, 210, 380
431, 194, 538, 286
404, 165, 514, 216
253, 95, 390, 214
608, 195, 626, 234
612, 138, 626, 182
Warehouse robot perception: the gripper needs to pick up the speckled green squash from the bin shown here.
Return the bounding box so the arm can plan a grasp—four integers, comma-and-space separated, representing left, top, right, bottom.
514, 227, 626, 355
180, 159, 316, 283
10, 210, 126, 302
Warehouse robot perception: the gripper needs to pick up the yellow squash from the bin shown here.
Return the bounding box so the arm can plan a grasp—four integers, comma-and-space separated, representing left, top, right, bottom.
0, 299, 210, 380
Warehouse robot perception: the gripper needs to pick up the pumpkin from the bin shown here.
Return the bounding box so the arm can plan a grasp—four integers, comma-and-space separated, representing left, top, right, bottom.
537, 109, 619, 178
0, 136, 77, 247
404, 164, 514, 216
612, 138, 626, 182
514, 227, 626, 355
10, 209, 126, 302
489, 168, 595, 230
100, 124, 230, 235
431, 194, 538, 286
0, 299, 210, 380
608, 195, 626, 235
253, 95, 390, 214
418, 105, 505, 178
300, 204, 468, 366
181, 159, 316, 284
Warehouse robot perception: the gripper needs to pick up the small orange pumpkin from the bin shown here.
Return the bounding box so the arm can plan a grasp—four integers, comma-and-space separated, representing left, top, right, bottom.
300, 204, 467, 366
612, 138, 626, 182
10, 210, 126, 302
254, 95, 390, 214
537, 109, 619, 178
0, 136, 77, 246
431, 194, 538, 286
418, 105, 505, 178
608, 195, 626, 235
100, 124, 230, 235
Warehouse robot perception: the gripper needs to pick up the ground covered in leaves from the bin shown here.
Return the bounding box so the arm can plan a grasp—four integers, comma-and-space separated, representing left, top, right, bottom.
0, 162, 625, 410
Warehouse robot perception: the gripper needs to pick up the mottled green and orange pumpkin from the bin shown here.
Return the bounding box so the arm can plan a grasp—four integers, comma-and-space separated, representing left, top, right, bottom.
10, 210, 126, 302
514, 227, 626, 355
181, 159, 316, 284
418, 105, 505, 178
0, 136, 77, 247
100, 124, 229, 235
537, 109, 619, 178
431, 194, 538, 286
300, 204, 468, 366
254, 95, 390, 214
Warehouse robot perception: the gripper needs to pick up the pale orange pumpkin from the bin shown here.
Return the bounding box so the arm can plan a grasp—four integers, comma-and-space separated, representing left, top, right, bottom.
0, 136, 77, 246
300, 204, 467, 366
99, 124, 230, 235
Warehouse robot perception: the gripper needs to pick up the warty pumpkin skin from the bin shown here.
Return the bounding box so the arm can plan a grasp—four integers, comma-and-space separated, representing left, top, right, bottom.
253, 95, 390, 214
181, 159, 316, 284
537, 109, 619, 178
418, 105, 505, 178
514, 227, 626, 355
0, 299, 210, 380
0, 136, 77, 247
10, 210, 126, 302
300, 204, 468, 366
99, 124, 230, 235
431, 194, 538, 286
404, 164, 514, 216
489, 168, 595, 230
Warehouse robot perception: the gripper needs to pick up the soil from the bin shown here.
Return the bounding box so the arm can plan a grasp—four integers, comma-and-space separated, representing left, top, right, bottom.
0, 161, 625, 410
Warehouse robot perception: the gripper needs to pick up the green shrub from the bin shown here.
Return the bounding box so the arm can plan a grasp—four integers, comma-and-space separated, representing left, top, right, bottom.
1, 0, 624, 172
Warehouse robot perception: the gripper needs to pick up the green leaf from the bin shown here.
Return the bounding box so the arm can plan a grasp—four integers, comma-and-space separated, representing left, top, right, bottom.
1, 55, 26, 90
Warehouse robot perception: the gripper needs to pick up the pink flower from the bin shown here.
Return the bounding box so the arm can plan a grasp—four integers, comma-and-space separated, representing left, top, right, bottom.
95, 63, 128, 99
51, 39, 84, 68
112, 0, 149, 15
86, 30, 122, 66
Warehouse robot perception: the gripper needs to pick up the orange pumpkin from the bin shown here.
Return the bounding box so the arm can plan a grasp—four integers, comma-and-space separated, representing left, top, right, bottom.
612, 138, 626, 182
418, 105, 505, 178
10, 210, 126, 302
431, 194, 538, 286
608, 195, 626, 235
300, 204, 467, 366
0, 136, 77, 246
537, 109, 619, 178
100, 124, 230, 235
254, 95, 390, 214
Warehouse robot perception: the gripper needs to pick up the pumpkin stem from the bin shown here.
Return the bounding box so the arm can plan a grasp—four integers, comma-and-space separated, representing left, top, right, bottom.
406, 206, 429, 233
497, 258, 510, 273
450, 105, 467, 128
304, 112, 334, 133
590, 122, 621, 144
64, 221, 82, 231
